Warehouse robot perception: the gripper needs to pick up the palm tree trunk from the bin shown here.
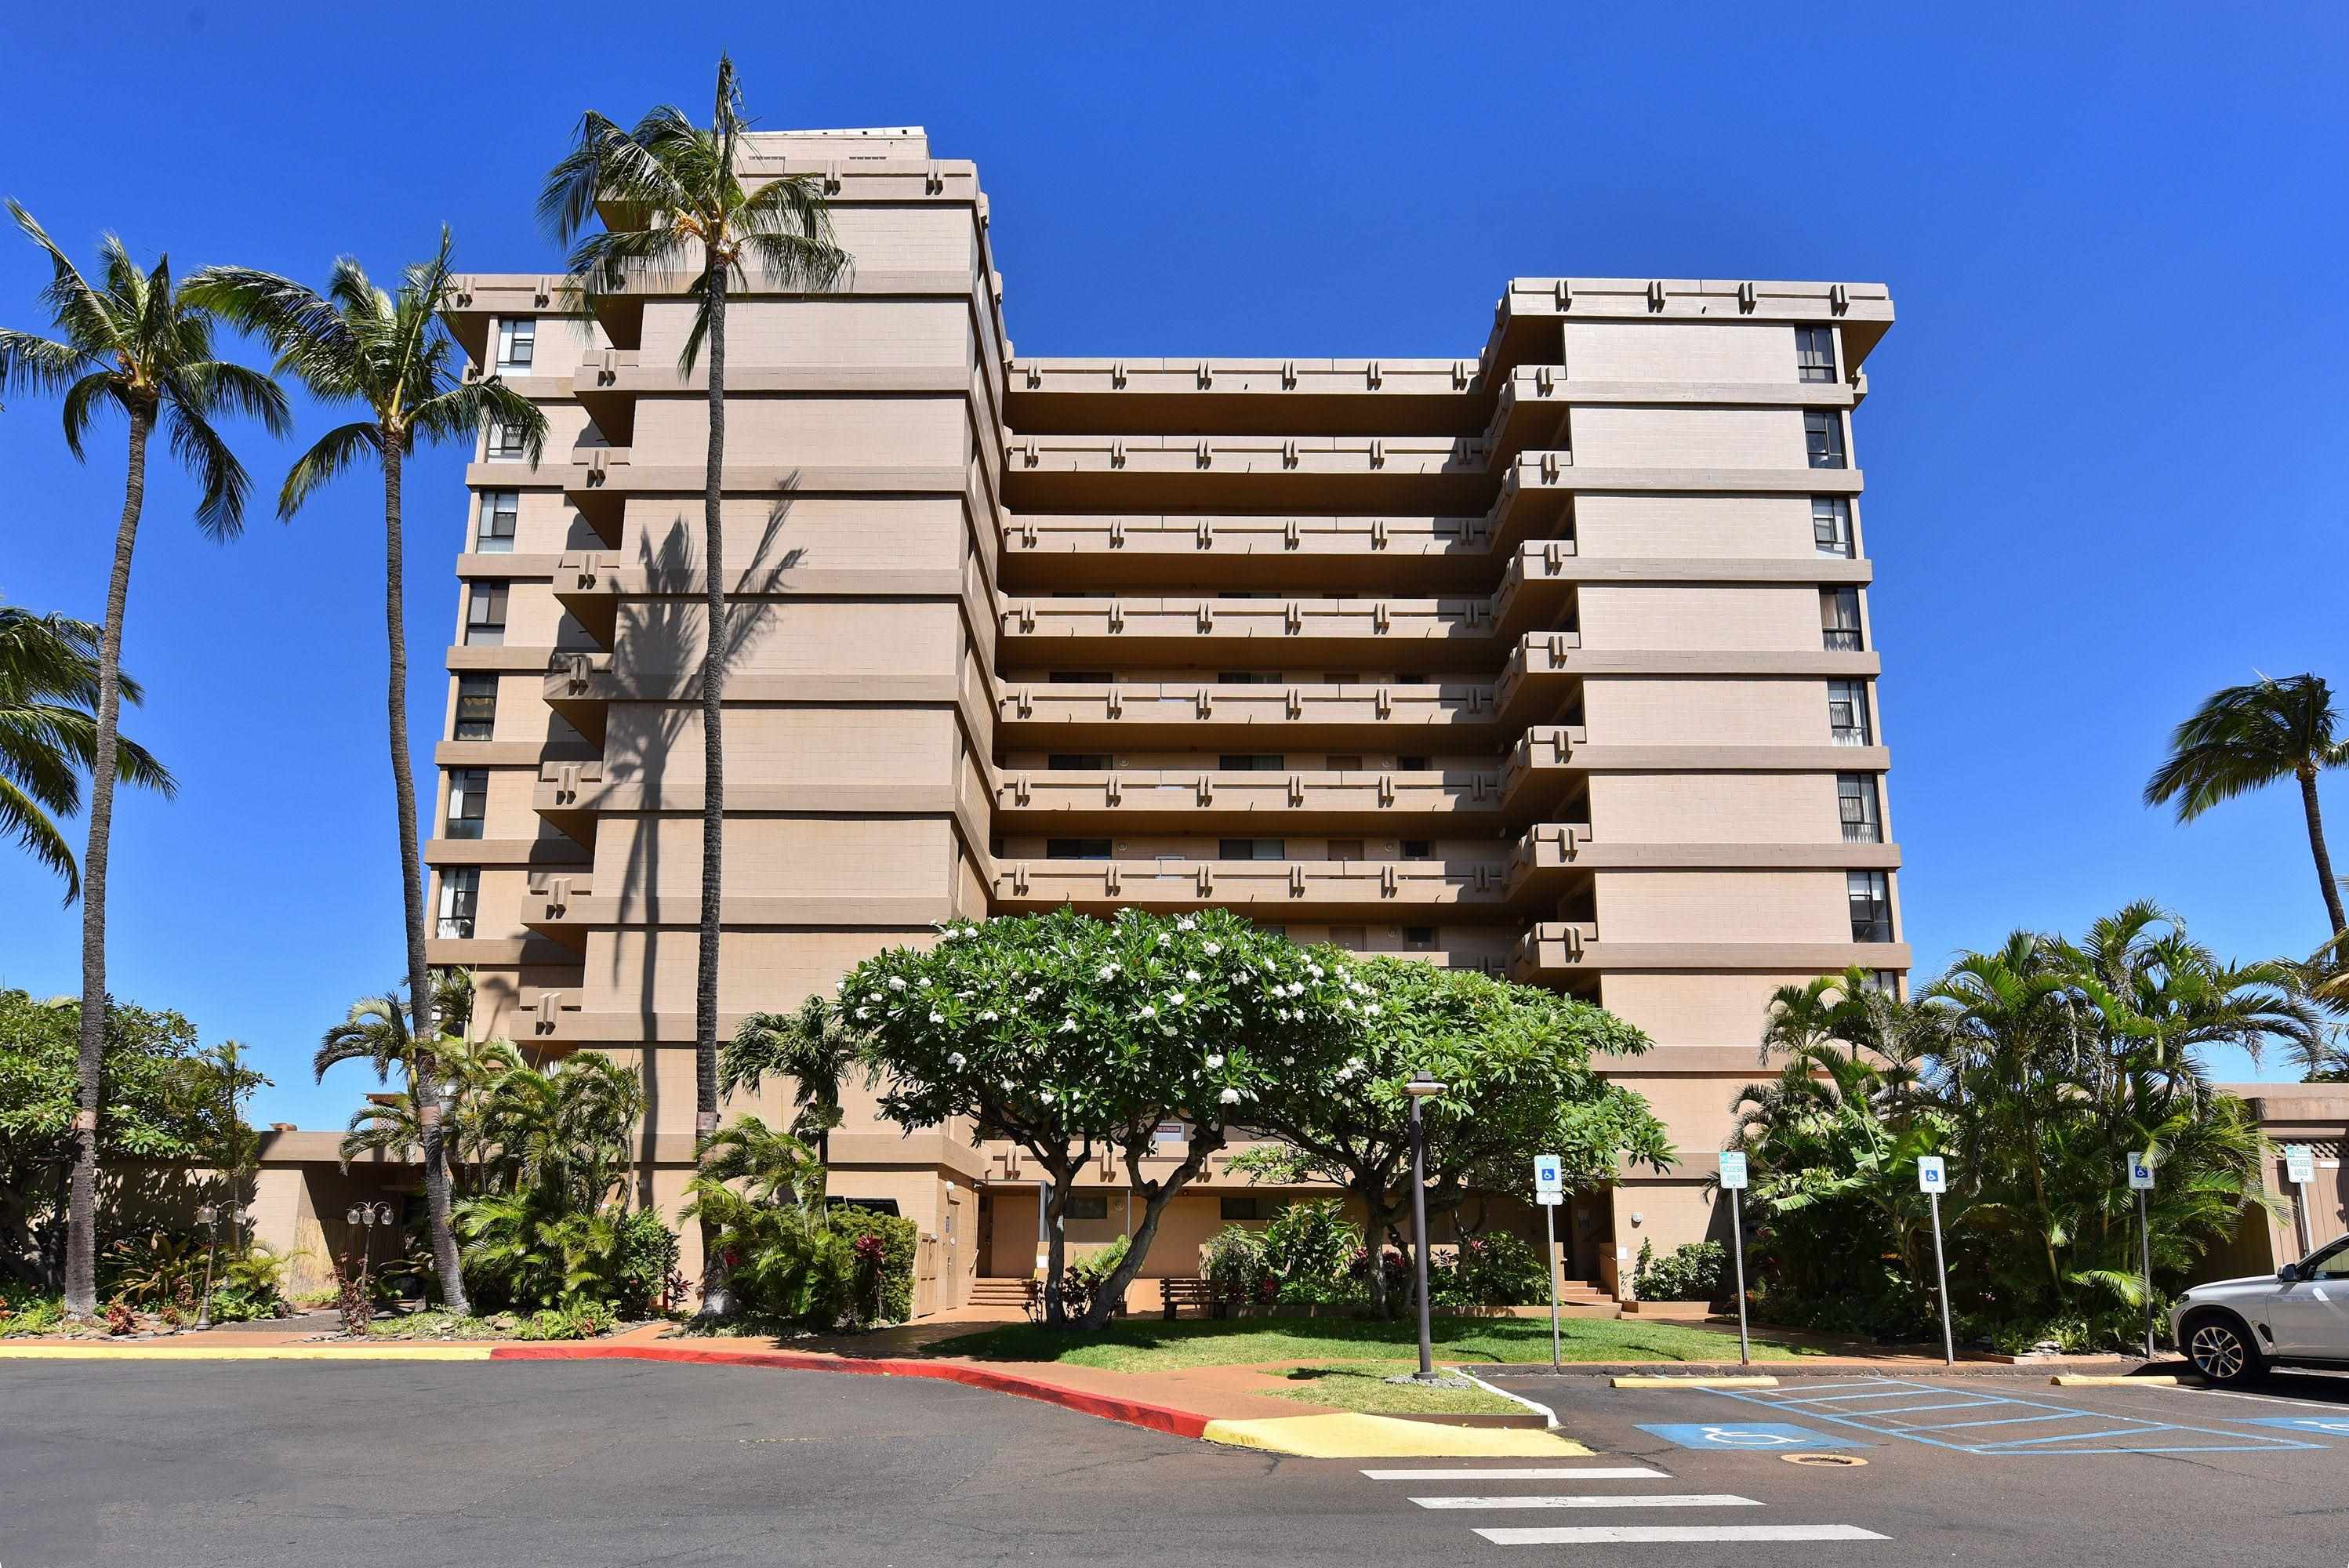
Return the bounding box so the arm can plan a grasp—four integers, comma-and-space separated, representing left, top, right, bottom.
2298, 766, 2347, 935
693, 254, 728, 1311
64, 405, 152, 1319
383, 441, 469, 1315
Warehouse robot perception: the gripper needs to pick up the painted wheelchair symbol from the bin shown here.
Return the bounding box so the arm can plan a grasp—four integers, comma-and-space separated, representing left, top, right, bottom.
1700, 1426, 1806, 1447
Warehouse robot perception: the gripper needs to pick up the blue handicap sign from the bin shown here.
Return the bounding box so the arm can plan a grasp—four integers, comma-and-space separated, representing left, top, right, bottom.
1638, 1422, 1872, 1451
2238, 1416, 2349, 1436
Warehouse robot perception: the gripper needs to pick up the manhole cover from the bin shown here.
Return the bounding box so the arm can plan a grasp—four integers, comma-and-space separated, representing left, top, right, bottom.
1782, 1453, 1868, 1468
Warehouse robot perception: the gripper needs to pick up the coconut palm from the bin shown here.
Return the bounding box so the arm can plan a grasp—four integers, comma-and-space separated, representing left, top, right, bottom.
475, 1053, 643, 1212
723, 994, 866, 1192
540, 59, 851, 1305
0, 601, 173, 899
190, 237, 547, 1315
0, 205, 289, 1317
2146, 674, 2349, 935
318, 983, 517, 1200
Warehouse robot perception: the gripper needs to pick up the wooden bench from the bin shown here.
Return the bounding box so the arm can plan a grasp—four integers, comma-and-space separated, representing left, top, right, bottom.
1159, 1277, 1221, 1320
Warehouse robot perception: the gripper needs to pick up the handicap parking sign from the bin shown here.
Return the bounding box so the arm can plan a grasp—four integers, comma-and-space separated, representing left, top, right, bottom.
1638, 1422, 1872, 1452
2239, 1416, 2349, 1436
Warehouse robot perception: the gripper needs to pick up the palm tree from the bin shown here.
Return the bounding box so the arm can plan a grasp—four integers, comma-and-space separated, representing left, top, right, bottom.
0, 601, 173, 899
539, 57, 851, 1306
0, 205, 289, 1317
190, 238, 547, 1316
318, 982, 516, 1221
723, 994, 866, 1197
2146, 674, 2349, 935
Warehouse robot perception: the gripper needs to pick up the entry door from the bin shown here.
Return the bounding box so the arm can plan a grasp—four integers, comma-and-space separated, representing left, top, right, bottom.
2271, 1239, 2349, 1355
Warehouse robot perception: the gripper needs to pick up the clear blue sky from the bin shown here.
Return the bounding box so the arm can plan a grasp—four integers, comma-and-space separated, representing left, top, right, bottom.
2, 3, 2344, 1127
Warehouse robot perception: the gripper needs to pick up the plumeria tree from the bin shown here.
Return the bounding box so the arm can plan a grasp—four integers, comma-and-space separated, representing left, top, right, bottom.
843, 908, 1358, 1328
1238, 960, 1673, 1317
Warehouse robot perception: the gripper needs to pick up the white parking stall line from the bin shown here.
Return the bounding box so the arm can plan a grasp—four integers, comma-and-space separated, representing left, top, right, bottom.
1360, 1466, 1669, 1480
1476, 1525, 1890, 1544
1413, 1493, 1761, 1511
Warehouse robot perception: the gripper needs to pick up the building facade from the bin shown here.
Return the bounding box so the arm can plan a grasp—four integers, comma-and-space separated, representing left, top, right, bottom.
424, 127, 1904, 1314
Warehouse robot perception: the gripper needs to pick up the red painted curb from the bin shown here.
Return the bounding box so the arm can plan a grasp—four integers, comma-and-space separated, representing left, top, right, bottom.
488, 1343, 1214, 1440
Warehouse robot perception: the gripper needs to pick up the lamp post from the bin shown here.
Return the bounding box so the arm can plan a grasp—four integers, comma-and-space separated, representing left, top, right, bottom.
194, 1203, 220, 1329
347, 1202, 395, 1316
1404, 1072, 1447, 1382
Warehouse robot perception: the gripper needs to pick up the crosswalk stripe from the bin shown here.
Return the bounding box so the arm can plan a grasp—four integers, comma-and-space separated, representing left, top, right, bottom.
1476, 1524, 1890, 1545
1360, 1466, 1668, 1480
1414, 1493, 1759, 1511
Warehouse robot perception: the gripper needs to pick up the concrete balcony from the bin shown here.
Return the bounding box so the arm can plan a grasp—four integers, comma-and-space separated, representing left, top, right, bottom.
519, 873, 593, 950
1492, 635, 1879, 730
542, 651, 614, 746
1509, 920, 1912, 983
992, 855, 1523, 920
1003, 356, 1494, 437
1000, 510, 1545, 596
993, 768, 1510, 833
998, 593, 1512, 673
1501, 825, 1902, 904
995, 679, 1506, 750
563, 446, 632, 544
1002, 432, 1516, 515
1479, 277, 1894, 384
530, 757, 608, 844
551, 552, 622, 647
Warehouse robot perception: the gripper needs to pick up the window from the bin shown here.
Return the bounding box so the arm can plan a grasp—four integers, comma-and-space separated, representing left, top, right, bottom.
832, 1197, 901, 1218
494, 317, 536, 372
1828, 679, 1872, 746
1217, 671, 1280, 684
445, 769, 488, 840
1218, 838, 1284, 860
1218, 753, 1283, 771
1326, 753, 1363, 771
1401, 840, 1432, 859
1804, 410, 1846, 469
1403, 926, 1437, 949
2309, 1239, 2349, 1281
1860, 970, 1901, 996
1812, 496, 1854, 557
1329, 924, 1366, 949
1796, 325, 1837, 383
475, 491, 518, 554
1220, 1195, 1275, 1222
453, 674, 497, 741
486, 423, 529, 461
1061, 1192, 1109, 1221
463, 583, 509, 647
1045, 838, 1112, 860
1821, 588, 1864, 652
1836, 773, 1882, 844
1847, 870, 1893, 943
1327, 838, 1365, 861
1396, 755, 1430, 771
1047, 754, 1110, 771
436, 868, 479, 939
1048, 670, 1112, 684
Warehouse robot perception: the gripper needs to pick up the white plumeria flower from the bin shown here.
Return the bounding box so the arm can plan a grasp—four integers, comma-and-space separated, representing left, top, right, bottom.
1098, 964, 1120, 980
868, 992, 883, 1004
947, 1052, 967, 1069
1139, 1004, 1158, 1019
1184, 968, 1202, 982
1206, 1052, 1225, 1069
1167, 992, 1186, 1007
1364, 1004, 1381, 1017
1262, 959, 1279, 973
1177, 916, 1196, 931
1308, 964, 1323, 979
1218, 1087, 1241, 1105
888, 977, 907, 992
980, 1011, 998, 1022
1026, 987, 1044, 1001
1341, 997, 1357, 1011
1276, 1008, 1291, 1021
1040, 1089, 1056, 1104
928, 1011, 944, 1023
1203, 942, 1222, 956
1287, 982, 1306, 997
1156, 933, 1172, 946
855, 1007, 870, 1020
1059, 1018, 1079, 1033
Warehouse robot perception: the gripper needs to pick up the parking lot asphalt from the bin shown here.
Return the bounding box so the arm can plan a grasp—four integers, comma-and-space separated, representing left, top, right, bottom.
5, 1356, 2346, 1566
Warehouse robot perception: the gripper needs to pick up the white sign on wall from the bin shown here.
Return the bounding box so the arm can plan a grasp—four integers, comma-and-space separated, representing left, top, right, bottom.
1917, 1156, 1947, 1195
1718, 1152, 1749, 1191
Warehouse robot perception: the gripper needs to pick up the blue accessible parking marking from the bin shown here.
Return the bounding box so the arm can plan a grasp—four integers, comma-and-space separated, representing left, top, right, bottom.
2238, 1416, 2349, 1436
1637, 1422, 1871, 1452
1701, 1378, 2325, 1456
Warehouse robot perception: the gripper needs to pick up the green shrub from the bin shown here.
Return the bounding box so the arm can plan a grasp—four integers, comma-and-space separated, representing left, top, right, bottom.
0, 1281, 66, 1337
1439, 1230, 1549, 1306
511, 1300, 618, 1340
826, 1207, 918, 1326
1263, 1200, 1357, 1301
457, 1189, 677, 1318
1202, 1225, 1271, 1305
1060, 1234, 1131, 1319
1634, 1240, 1726, 1304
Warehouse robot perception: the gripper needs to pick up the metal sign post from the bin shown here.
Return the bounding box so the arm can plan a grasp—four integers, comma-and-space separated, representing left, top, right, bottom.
1719, 1152, 1750, 1367
2128, 1152, 2156, 1359
2285, 1145, 2317, 1258
1534, 1154, 1565, 1370
1918, 1156, 1953, 1366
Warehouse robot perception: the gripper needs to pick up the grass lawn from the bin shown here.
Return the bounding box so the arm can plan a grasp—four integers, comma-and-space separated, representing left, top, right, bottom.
931, 1313, 1819, 1371
1269, 1363, 1525, 1415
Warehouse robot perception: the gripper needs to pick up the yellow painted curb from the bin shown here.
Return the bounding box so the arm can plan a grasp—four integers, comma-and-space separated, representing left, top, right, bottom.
1199, 1412, 1592, 1460
2050, 1374, 2184, 1388
0, 1345, 494, 1361
1611, 1375, 1780, 1388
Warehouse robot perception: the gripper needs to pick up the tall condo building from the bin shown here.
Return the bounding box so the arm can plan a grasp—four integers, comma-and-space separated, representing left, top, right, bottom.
430, 127, 1904, 1314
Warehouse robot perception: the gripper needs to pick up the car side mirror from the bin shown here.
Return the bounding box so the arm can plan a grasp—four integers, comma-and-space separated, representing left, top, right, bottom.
2277, 1263, 2300, 1283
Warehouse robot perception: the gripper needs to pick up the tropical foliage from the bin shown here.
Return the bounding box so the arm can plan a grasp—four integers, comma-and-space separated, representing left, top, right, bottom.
1, 205, 289, 1316
0, 601, 172, 899
680, 1116, 914, 1328
1736, 909, 2317, 1351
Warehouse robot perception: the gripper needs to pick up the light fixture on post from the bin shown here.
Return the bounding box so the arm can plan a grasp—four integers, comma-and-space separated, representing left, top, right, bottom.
194, 1203, 220, 1330
1403, 1071, 1447, 1382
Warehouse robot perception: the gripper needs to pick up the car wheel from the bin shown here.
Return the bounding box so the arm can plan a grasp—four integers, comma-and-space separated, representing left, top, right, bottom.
2183, 1313, 2264, 1387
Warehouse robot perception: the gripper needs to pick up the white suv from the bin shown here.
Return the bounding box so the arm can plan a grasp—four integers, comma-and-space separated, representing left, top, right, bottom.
2172, 1236, 2349, 1385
